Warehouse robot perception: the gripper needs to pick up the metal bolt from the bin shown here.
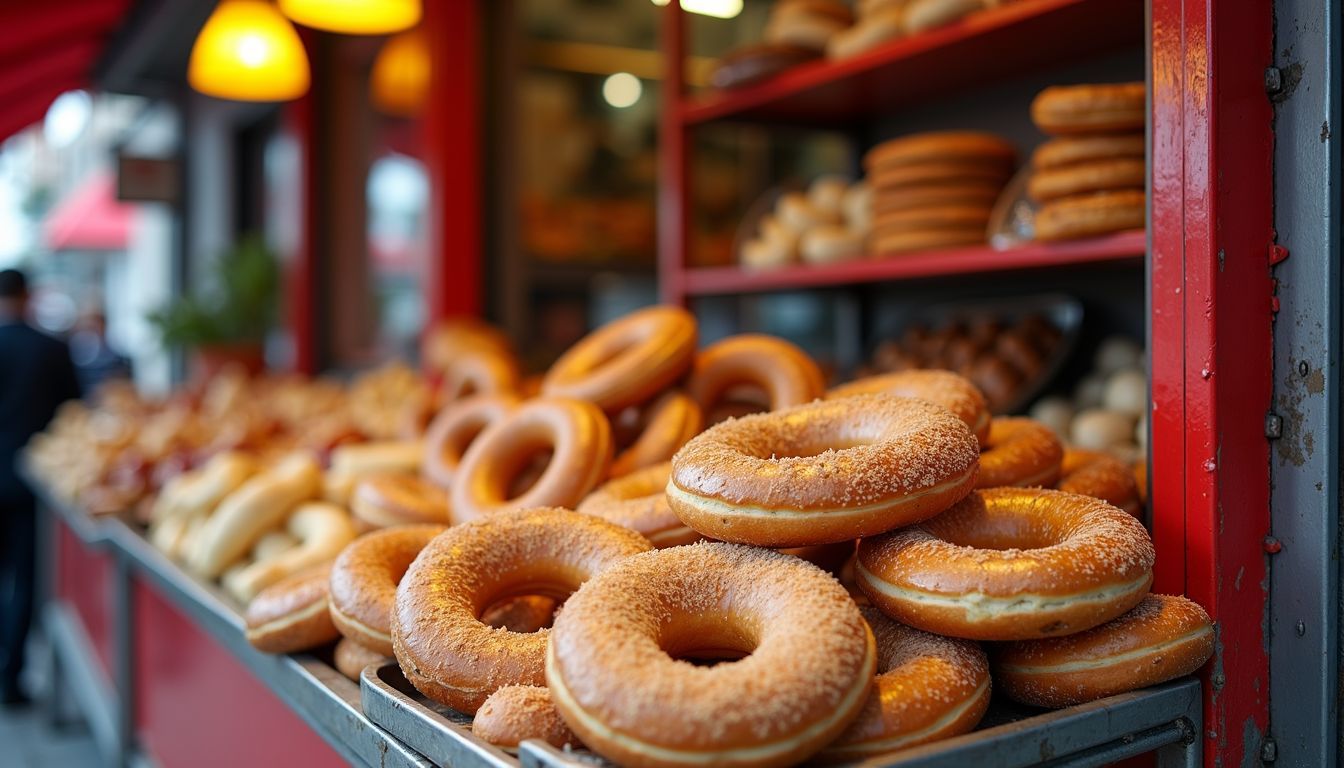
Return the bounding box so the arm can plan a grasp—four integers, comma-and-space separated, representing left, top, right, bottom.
1212, 672, 1226, 689
1265, 412, 1283, 439
1298, 360, 1310, 377
1263, 536, 1282, 554
1200, 367, 1212, 379
1296, 621, 1306, 637
1261, 738, 1278, 762
1265, 67, 1283, 94
1203, 458, 1217, 472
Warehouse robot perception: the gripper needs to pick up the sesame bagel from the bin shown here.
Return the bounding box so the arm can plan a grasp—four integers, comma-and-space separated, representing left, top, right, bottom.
976, 417, 1064, 488
668, 394, 980, 547
578, 462, 700, 548
857, 488, 1155, 640
995, 594, 1214, 707
547, 542, 877, 768
329, 525, 446, 656
244, 563, 340, 654
827, 370, 991, 446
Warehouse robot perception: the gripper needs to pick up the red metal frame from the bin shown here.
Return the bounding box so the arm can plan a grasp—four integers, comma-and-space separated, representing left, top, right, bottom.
421, 0, 483, 321
1149, 0, 1274, 763
54, 521, 117, 682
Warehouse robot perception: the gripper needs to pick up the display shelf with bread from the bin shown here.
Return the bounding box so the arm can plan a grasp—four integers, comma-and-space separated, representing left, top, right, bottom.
684, 0, 1142, 127
679, 228, 1142, 296
27, 308, 1215, 767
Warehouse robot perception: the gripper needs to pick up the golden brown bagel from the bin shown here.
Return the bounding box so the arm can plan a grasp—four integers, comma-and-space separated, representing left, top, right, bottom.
976, 417, 1064, 488
329, 525, 446, 657
541, 306, 697, 412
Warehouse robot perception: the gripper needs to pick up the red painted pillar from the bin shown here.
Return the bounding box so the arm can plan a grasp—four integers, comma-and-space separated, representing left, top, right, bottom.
1149, 0, 1274, 763
421, 0, 482, 320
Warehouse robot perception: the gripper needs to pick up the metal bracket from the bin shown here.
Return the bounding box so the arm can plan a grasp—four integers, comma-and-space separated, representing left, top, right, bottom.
1261, 737, 1278, 762
1264, 412, 1283, 439
1264, 67, 1284, 96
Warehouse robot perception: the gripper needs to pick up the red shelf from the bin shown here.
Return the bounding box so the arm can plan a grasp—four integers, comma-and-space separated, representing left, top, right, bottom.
681, 0, 1143, 127
676, 229, 1145, 296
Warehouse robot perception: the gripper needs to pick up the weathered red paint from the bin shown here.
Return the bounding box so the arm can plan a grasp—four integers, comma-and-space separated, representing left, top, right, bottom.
422, 0, 482, 320
1149, 0, 1274, 764
54, 521, 116, 682
131, 579, 343, 768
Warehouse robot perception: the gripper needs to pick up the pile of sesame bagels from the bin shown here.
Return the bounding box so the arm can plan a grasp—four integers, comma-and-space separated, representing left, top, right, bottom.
241, 306, 1211, 768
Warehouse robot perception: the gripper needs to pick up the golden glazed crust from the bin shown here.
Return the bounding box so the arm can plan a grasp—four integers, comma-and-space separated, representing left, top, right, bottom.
542, 306, 697, 412
329, 525, 446, 656
668, 394, 979, 547
449, 397, 613, 523
1031, 82, 1146, 135
819, 607, 990, 760
440, 348, 520, 402
244, 563, 340, 653
1056, 448, 1141, 514
547, 542, 876, 768
351, 474, 451, 528
864, 132, 1016, 172
609, 390, 703, 478
827, 370, 991, 446
1035, 190, 1146, 241
421, 394, 519, 490
1031, 134, 1145, 169
578, 462, 699, 548
1027, 158, 1146, 202
857, 488, 1154, 640
976, 417, 1064, 488
995, 594, 1214, 707
686, 334, 826, 419
472, 685, 581, 749
391, 508, 650, 714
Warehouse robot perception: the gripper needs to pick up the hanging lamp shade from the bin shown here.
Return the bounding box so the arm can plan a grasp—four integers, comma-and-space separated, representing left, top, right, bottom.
370, 29, 428, 117
278, 0, 421, 35
188, 0, 310, 102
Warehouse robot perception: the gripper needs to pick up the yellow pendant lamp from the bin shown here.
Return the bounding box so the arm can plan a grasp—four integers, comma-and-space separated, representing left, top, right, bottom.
370, 29, 428, 117
278, 0, 420, 35
189, 0, 310, 101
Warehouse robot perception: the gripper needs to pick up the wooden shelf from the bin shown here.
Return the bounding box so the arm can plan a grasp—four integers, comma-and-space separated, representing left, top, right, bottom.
676, 229, 1145, 296
681, 0, 1143, 127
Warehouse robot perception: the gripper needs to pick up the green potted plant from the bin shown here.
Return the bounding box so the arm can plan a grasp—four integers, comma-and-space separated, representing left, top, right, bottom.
149, 235, 278, 379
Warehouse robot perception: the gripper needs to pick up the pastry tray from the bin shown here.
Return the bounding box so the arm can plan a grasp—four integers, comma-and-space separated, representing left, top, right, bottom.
364, 662, 1202, 768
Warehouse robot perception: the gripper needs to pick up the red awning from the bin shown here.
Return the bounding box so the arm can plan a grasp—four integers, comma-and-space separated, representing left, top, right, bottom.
43, 172, 135, 251
0, 0, 130, 142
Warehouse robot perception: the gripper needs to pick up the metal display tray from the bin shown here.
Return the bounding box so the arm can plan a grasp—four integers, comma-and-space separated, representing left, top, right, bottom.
364, 663, 1202, 768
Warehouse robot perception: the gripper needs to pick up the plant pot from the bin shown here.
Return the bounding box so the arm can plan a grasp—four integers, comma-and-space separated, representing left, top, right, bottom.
192, 343, 266, 381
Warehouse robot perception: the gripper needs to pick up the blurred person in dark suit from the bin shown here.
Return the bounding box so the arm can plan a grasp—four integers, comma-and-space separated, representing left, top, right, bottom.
0, 269, 81, 707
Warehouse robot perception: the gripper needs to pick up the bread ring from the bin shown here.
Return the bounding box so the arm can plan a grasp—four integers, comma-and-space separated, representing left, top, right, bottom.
872, 204, 993, 233
1056, 448, 1141, 515
334, 637, 390, 681
546, 542, 877, 768
578, 462, 700, 548
440, 348, 521, 402
687, 334, 826, 421
189, 454, 322, 578
872, 227, 986, 255
868, 161, 1011, 190
668, 394, 979, 546
1031, 133, 1146, 169
609, 391, 703, 478
422, 394, 518, 490
1027, 158, 1145, 202
450, 398, 613, 523
422, 319, 514, 380
473, 685, 581, 750
351, 473, 452, 528
480, 596, 558, 633
329, 524, 446, 657
392, 508, 650, 713
1031, 82, 1146, 135
819, 606, 990, 761
871, 182, 1001, 214
977, 417, 1063, 488
864, 131, 1016, 172
542, 306, 697, 412
856, 488, 1154, 640
1035, 190, 1146, 241
827, 370, 991, 446
244, 563, 340, 653
223, 502, 357, 603
995, 594, 1213, 707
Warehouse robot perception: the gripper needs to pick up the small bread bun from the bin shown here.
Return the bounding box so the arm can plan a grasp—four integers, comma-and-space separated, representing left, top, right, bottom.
800, 225, 865, 265
1074, 374, 1107, 409
904, 0, 984, 34
1029, 396, 1074, 439
1095, 336, 1143, 374
778, 191, 842, 232
740, 237, 796, 270
808, 176, 851, 213
841, 182, 872, 233
1071, 408, 1136, 451
1102, 368, 1147, 416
